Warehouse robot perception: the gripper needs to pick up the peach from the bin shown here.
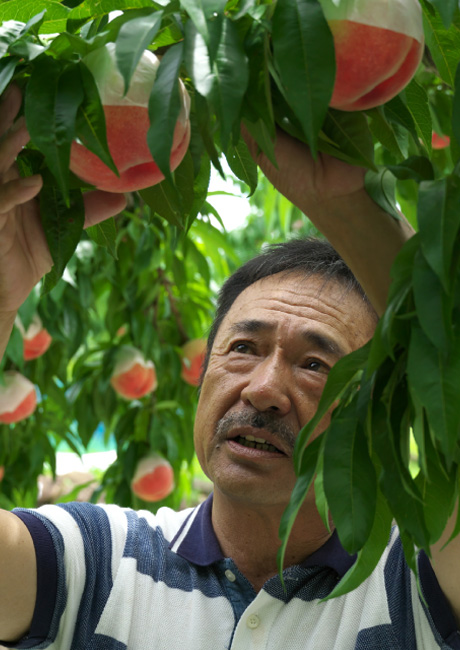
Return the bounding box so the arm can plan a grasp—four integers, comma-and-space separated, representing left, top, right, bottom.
0, 371, 37, 424
320, 0, 424, 111
110, 346, 157, 400
70, 44, 191, 192
16, 314, 52, 361
131, 454, 174, 502
0, 466, 4, 482
432, 133, 450, 150
180, 338, 207, 386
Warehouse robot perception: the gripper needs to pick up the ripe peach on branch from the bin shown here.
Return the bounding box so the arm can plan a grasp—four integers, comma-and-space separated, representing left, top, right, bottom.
180, 338, 207, 386
319, 0, 424, 111
70, 44, 191, 192
110, 346, 157, 400
131, 454, 175, 502
16, 314, 52, 361
0, 372, 37, 424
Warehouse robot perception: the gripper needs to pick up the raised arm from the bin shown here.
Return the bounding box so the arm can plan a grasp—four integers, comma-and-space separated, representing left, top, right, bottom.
0, 84, 127, 361
0, 84, 127, 643
243, 126, 414, 316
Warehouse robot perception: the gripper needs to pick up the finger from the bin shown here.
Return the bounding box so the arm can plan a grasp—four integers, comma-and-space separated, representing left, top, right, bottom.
83, 191, 127, 228
0, 116, 31, 176
0, 175, 42, 215
0, 84, 23, 138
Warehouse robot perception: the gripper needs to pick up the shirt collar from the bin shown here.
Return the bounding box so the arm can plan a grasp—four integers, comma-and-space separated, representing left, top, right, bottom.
169, 493, 356, 577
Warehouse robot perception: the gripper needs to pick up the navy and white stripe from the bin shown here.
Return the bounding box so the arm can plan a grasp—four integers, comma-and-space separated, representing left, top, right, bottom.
4, 495, 460, 650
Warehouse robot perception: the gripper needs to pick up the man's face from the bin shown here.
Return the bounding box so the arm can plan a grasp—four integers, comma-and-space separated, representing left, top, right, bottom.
194, 272, 376, 508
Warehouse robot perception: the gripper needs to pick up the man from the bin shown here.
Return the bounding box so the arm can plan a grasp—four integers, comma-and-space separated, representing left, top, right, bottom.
0, 84, 458, 649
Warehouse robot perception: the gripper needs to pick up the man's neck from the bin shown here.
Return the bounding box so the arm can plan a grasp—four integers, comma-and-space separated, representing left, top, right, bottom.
211, 490, 333, 592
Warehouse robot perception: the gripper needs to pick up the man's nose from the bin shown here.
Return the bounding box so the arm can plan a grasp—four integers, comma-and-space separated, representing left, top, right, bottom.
240, 355, 292, 415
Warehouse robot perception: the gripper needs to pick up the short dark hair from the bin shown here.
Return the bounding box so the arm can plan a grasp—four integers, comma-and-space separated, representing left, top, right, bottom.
202, 237, 377, 377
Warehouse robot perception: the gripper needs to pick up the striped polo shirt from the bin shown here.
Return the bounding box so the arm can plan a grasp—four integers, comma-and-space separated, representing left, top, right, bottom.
5, 495, 460, 650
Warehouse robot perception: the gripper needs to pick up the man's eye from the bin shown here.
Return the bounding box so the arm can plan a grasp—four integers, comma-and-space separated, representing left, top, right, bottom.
305, 359, 329, 373
231, 342, 252, 354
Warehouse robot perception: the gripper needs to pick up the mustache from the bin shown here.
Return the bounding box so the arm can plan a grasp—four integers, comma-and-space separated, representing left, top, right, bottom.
214, 411, 297, 453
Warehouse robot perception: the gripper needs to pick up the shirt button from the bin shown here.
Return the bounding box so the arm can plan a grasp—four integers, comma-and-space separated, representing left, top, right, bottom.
247, 614, 260, 629
225, 569, 236, 582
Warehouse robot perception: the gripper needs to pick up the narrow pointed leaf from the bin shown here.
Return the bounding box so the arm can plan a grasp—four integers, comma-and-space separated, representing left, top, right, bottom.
180, 0, 227, 62
278, 435, 324, 578
209, 17, 249, 150
365, 168, 401, 222
404, 80, 432, 154
418, 178, 460, 292
422, 8, 460, 87
294, 342, 370, 473
272, 0, 334, 156
412, 248, 450, 352
427, 0, 458, 28
147, 41, 184, 184
40, 183, 85, 294
86, 218, 118, 259
407, 324, 460, 462
75, 61, 118, 176
322, 490, 392, 601
225, 138, 257, 196
324, 417, 377, 554
25, 59, 84, 201
115, 10, 163, 94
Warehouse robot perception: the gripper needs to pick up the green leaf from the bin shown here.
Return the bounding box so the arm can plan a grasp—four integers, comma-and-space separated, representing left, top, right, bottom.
225, 137, 257, 196
294, 342, 370, 473
75, 60, 118, 176
40, 184, 85, 294
147, 41, 184, 184
209, 17, 249, 150
115, 10, 163, 94
272, 0, 334, 156
384, 95, 418, 144
365, 168, 401, 221
451, 62, 460, 153
412, 248, 451, 353
423, 7, 460, 87
6, 326, 24, 370
242, 117, 277, 168
0, 20, 27, 57
0, 57, 19, 97
414, 430, 457, 545
407, 324, 460, 463
180, 0, 227, 63
67, 0, 157, 32
25, 59, 84, 201
321, 109, 375, 170
243, 23, 274, 139
324, 415, 377, 554
0, 2, 70, 35
403, 80, 432, 154
417, 177, 460, 292
322, 489, 392, 601
367, 107, 404, 159
86, 218, 118, 259
277, 435, 324, 578
387, 156, 434, 183
371, 396, 429, 550
185, 21, 214, 97
426, 0, 458, 28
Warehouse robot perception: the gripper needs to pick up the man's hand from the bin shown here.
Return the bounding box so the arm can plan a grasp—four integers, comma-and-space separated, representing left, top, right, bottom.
242, 125, 367, 217
243, 125, 414, 315
0, 84, 127, 316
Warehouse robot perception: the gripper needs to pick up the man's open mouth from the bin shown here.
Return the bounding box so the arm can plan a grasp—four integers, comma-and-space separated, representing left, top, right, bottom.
231, 434, 285, 454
